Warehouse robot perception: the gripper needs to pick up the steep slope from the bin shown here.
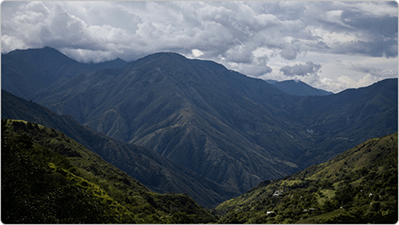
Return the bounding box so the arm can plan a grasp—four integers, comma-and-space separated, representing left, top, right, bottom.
32, 52, 304, 193
1, 90, 237, 208
213, 132, 398, 224
30, 52, 397, 194
2, 119, 216, 223
272, 80, 332, 96
1, 47, 127, 98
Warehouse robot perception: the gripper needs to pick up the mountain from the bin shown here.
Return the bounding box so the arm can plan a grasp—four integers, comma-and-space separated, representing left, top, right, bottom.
26, 53, 397, 193
3, 48, 397, 196
293, 78, 398, 168
29, 51, 397, 195
1, 119, 216, 223
30, 52, 306, 193
1, 90, 237, 208
1, 47, 127, 98
271, 79, 332, 96
213, 132, 398, 224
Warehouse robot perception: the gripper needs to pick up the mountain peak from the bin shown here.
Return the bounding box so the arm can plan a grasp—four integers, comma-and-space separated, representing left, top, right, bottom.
5, 46, 66, 58
140, 52, 190, 65
1, 47, 128, 98
149, 51, 185, 57
41, 46, 58, 51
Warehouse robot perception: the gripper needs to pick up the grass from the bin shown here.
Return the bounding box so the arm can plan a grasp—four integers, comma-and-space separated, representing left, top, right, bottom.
296, 208, 346, 223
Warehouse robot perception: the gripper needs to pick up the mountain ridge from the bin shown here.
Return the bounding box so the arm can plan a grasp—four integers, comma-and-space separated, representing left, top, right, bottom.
1, 46, 127, 98
271, 79, 333, 96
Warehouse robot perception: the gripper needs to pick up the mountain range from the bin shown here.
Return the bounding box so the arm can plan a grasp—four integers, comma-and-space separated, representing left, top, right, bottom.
267, 79, 333, 96
1, 47, 397, 208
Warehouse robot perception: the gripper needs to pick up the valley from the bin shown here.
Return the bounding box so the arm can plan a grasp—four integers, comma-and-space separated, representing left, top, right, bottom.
2, 117, 397, 223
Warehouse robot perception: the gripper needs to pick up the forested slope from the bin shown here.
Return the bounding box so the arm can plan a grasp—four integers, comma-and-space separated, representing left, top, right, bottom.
213, 132, 398, 224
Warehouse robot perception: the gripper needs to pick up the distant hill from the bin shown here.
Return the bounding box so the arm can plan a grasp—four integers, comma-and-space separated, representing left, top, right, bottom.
293, 78, 398, 168
1, 119, 216, 223
1, 90, 238, 208
213, 132, 398, 224
1, 47, 127, 98
267, 79, 332, 96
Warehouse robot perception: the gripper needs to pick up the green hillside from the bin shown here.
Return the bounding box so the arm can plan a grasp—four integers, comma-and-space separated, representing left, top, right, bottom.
1, 119, 216, 223
213, 133, 398, 224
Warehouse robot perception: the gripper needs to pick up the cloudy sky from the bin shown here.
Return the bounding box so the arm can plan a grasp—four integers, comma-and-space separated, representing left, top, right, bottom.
2, 1, 398, 93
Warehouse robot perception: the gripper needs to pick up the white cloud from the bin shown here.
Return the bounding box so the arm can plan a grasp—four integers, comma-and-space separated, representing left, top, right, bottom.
323, 10, 353, 28
354, 1, 398, 18
280, 61, 321, 76
307, 26, 359, 45
191, 49, 204, 58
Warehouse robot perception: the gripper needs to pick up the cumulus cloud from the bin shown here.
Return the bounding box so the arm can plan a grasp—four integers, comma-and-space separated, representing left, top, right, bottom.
225, 52, 273, 77
1, 1, 397, 92
191, 49, 204, 58
280, 62, 321, 77
280, 45, 299, 60
232, 63, 273, 77
335, 75, 381, 91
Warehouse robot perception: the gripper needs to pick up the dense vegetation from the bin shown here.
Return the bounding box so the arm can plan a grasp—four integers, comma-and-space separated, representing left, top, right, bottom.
1, 119, 216, 223
213, 133, 398, 223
